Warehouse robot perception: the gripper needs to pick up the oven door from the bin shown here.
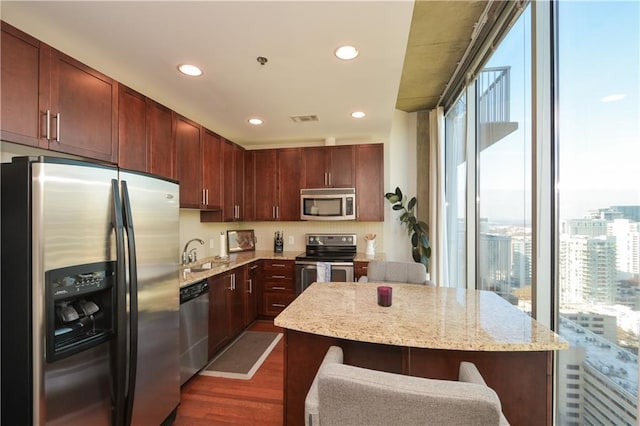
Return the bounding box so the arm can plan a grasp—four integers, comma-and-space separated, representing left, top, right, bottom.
295, 261, 354, 294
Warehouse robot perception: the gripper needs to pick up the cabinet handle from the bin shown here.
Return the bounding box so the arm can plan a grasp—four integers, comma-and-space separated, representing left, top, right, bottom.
276, 206, 279, 219
55, 113, 61, 142
250, 265, 259, 270
248, 279, 252, 294
272, 263, 286, 268
271, 286, 286, 290
272, 275, 286, 279
324, 172, 327, 186
44, 110, 51, 140
202, 189, 206, 205
328, 172, 332, 186
272, 206, 276, 219
272, 303, 286, 308
205, 189, 209, 205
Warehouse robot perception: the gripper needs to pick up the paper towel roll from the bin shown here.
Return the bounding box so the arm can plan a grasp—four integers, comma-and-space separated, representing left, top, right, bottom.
219, 232, 228, 258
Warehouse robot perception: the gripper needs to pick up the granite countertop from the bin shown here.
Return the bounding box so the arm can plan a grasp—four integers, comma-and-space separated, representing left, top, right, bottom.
179, 251, 383, 287
179, 250, 299, 287
274, 282, 569, 352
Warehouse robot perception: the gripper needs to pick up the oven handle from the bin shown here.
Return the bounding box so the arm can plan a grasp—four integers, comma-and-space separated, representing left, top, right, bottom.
295, 261, 354, 267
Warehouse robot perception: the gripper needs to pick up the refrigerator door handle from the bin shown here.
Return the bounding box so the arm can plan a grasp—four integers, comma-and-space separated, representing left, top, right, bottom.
121, 181, 139, 426
110, 179, 127, 426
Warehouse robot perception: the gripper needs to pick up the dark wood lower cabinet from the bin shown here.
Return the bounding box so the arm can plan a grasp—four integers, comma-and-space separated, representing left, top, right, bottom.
261, 260, 296, 317
283, 329, 552, 426
207, 266, 252, 359
207, 273, 229, 358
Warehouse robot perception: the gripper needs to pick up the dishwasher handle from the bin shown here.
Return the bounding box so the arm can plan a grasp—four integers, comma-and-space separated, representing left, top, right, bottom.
180, 280, 210, 304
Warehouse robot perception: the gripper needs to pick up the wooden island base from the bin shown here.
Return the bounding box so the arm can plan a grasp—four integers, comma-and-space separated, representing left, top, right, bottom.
284, 329, 551, 426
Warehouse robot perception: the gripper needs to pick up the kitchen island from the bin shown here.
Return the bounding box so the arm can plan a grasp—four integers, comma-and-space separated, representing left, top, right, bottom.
274, 282, 568, 426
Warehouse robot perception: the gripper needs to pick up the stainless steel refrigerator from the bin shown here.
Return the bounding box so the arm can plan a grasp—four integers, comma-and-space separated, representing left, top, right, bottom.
1, 156, 180, 425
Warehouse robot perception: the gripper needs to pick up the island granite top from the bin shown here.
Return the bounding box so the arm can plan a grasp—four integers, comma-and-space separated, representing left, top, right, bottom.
274, 282, 568, 352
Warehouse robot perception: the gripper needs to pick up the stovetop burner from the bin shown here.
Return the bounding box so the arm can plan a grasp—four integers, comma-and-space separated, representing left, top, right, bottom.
295, 233, 357, 262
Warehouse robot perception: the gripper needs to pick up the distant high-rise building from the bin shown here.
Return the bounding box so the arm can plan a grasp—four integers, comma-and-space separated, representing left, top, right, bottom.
565, 218, 608, 237
610, 205, 640, 222
511, 236, 531, 287
559, 234, 617, 305
479, 233, 512, 297
558, 318, 637, 426
608, 219, 640, 275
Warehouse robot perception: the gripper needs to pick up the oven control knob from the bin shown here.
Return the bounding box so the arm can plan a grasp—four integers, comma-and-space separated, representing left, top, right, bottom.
341, 237, 346, 242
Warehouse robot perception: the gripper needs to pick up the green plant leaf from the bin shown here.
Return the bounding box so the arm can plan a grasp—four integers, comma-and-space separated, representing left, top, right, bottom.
418, 221, 428, 231
395, 187, 403, 199
392, 204, 404, 211
407, 197, 416, 210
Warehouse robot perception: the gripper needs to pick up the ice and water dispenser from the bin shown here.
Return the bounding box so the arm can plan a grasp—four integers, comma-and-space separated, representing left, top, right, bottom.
45, 261, 116, 361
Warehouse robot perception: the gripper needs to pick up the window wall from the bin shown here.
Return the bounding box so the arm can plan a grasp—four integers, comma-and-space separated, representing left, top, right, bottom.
444, 94, 467, 287
555, 1, 639, 424
476, 7, 532, 313
442, 1, 639, 423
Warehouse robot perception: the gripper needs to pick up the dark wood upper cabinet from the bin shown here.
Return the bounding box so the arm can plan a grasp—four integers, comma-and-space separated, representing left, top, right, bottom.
302, 145, 355, 188
147, 100, 176, 180
176, 115, 202, 208
253, 150, 278, 220
201, 129, 222, 210
48, 47, 118, 162
276, 148, 302, 220
118, 85, 176, 179
222, 139, 244, 221
1, 22, 41, 147
1, 22, 117, 162
243, 150, 256, 221
246, 148, 301, 221
118, 85, 148, 172
355, 143, 384, 221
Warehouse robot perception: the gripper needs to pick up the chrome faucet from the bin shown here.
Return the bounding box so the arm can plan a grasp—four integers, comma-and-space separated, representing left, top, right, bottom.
182, 238, 204, 265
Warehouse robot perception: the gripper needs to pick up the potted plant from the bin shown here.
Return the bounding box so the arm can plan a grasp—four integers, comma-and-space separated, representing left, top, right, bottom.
384, 187, 431, 271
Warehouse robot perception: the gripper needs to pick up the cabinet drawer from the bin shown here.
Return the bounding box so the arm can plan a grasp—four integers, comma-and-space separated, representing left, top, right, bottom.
264, 279, 294, 293
263, 259, 294, 272
263, 293, 296, 316
354, 261, 369, 280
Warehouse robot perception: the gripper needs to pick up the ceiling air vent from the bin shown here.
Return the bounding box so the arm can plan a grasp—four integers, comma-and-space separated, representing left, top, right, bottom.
289, 115, 319, 123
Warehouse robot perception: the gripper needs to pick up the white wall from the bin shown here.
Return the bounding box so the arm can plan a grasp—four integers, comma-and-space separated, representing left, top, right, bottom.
383, 109, 417, 262
2, 108, 418, 262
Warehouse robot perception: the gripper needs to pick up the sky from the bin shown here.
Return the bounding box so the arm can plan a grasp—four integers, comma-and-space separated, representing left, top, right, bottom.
472, 1, 639, 222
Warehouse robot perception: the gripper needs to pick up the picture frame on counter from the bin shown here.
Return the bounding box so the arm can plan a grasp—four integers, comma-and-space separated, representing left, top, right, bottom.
227, 229, 256, 252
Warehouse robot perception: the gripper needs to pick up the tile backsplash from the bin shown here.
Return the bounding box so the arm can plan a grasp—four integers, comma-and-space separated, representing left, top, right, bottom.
179, 209, 384, 259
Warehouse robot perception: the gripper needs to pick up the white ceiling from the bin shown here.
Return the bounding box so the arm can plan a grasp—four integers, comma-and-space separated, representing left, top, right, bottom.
1, 1, 416, 148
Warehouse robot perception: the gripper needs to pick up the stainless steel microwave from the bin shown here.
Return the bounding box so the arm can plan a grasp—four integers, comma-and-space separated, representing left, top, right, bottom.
300, 188, 356, 220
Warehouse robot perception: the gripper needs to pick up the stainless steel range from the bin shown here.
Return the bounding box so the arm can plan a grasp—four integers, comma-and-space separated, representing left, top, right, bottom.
295, 233, 356, 294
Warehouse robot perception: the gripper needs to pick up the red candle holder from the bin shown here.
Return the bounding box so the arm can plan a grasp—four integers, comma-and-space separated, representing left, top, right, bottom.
377, 286, 392, 307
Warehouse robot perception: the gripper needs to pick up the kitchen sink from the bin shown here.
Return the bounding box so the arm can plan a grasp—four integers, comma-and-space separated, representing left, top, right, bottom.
187, 262, 213, 272
185, 258, 230, 272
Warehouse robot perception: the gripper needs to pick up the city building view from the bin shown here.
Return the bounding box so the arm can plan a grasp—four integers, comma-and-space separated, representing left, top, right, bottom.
480, 205, 640, 425
443, 1, 639, 424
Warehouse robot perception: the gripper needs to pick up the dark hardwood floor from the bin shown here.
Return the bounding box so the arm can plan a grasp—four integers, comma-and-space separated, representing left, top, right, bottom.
174, 320, 284, 425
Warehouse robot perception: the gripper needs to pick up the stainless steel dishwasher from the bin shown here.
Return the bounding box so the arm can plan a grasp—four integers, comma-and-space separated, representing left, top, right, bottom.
179, 279, 209, 385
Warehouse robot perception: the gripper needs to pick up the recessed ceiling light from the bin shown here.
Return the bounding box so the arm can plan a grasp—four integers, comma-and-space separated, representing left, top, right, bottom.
335, 45, 359, 60
351, 111, 366, 119
177, 64, 203, 77
248, 118, 263, 125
